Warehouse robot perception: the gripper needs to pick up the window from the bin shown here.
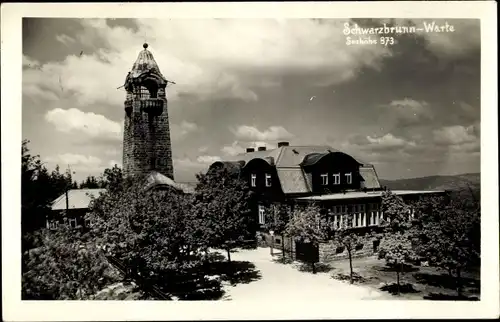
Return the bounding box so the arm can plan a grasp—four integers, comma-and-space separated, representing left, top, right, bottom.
49, 221, 59, 230
345, 172, 352, 184
258, 205, 265, 225
332, 173, 340, 185
251, 174, 257, 187
69, 218, 77, 228
85, 218, 92, 228
265, 173, 272, 187
352, 213, 358, 227
320, 173, 328, 185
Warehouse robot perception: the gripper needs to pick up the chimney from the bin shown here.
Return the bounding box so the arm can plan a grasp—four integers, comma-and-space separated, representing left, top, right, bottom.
258, 146, 266, 151
246, 148, 255, 153
278, 141, 290, 147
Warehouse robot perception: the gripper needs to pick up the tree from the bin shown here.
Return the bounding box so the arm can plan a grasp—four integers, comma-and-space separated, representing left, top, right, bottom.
22, 226, 119, 300
80, 175, 101, 189
194, 166, 255, 262
22, 140, 72, 243
378, 191, 415, 294
411, 192, 480, 297
88, 176, 207, 290
100, 164, 124, 193
285, 203, 328, 274
332, 213, 362, 284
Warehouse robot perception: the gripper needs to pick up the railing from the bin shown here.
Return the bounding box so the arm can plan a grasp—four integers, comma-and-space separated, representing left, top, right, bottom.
140, 99, 164, 116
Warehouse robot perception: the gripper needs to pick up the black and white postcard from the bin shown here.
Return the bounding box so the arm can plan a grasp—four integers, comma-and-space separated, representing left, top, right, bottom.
1, 1, 498, 321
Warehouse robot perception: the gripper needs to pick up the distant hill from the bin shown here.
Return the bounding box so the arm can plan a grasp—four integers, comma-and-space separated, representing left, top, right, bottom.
379, 173, 480, 192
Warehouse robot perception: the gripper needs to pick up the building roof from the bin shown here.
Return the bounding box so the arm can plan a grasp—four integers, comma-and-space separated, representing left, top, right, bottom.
144, 171, 195, 193
359, 166, 381, 189
129, 44, 166, 81
222, 145, 369, 168
51, 188, 107, 211
294, 190, 446, 201
217, 145, 375, 195
124, 44, 168, 90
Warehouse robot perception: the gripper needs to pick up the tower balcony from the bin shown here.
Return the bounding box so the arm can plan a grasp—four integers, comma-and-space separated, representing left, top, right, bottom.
140, 98, 164, 116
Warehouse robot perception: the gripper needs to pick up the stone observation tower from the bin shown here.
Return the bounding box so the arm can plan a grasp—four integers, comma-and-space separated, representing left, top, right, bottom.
122, 43, 174, 179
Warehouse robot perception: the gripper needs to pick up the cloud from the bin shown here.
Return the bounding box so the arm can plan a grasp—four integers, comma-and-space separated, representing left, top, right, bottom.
45, 108, 121, 140
350, 133, 416, 152
104, 148, 121, 156
221, 141, 246, 156
23, 18, 391, 106
433, 124, 478, 146
412, 19, 480, 59
171, 121, 199, 140
231, 125, 294, 142
221, 140, 278, 156
385, 98, 433, 127
198, 146, 209, 154
44, 153, 104, 173
55, 34, 76, 46
22, 55, 40, 68
196, 155, 222, 164
108, 160, 122, 168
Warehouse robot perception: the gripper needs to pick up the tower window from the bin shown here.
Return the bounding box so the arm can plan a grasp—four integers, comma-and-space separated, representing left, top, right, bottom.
321, 173, 328, 185
265, 173, 272, 187
345, 172, 352, 184
139, 86, 150, 98
332, 173, 340, 185
150, 157, 156, 169
251, 174, 257, 187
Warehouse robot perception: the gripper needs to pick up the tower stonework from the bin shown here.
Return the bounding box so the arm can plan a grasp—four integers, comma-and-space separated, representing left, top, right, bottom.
122, 44, 174, 179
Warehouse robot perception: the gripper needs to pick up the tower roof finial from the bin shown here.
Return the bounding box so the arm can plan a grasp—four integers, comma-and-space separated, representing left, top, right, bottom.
143, 43, 149, 49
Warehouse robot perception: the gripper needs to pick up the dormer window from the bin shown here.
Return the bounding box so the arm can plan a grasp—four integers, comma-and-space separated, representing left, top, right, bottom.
345, 172, 352, 184
265, 173, 272, 187
251, 174, 257, 187
320, 173, 328, 185
333, 173, 340, 185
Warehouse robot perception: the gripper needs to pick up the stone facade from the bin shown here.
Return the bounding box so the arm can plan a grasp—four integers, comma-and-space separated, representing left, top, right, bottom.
122, 45, 174, 179
259, 229, 381, 263
318, 233, 380, 262
123, 95, 173, 179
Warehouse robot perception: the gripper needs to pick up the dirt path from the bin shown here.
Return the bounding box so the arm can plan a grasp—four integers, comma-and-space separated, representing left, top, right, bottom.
220, 247, 391, 301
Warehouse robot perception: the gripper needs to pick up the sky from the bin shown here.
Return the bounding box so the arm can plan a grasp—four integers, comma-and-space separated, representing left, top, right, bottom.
22, 18, 481, 183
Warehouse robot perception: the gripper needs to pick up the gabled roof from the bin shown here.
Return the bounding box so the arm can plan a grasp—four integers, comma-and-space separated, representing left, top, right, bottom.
51, 188, 106, 211
216, 145, 377, 196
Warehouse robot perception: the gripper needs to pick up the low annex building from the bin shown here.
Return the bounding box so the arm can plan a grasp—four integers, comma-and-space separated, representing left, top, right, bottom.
207, 141, 445, 262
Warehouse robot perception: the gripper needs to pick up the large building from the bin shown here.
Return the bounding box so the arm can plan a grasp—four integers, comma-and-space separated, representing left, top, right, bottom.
207, 142, 445, 262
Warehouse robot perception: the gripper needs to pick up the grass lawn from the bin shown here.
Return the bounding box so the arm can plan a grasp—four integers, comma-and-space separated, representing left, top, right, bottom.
322, 255, 480, 300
